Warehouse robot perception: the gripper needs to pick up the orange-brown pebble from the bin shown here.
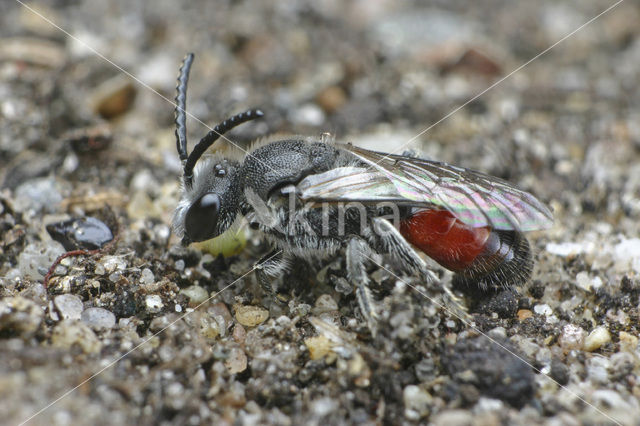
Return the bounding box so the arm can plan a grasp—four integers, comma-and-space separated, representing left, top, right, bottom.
316, 86, 347, 113
517, 309, 533, 321
91, 76, 136, 119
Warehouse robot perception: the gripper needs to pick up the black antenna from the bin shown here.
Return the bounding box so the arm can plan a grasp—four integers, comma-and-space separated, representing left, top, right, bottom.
183, 109, 264, 187
174, 53, 264, 188
175, 53, 194, 163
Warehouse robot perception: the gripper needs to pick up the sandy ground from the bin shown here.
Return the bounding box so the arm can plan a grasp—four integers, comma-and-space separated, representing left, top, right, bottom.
1, 1, 640, 425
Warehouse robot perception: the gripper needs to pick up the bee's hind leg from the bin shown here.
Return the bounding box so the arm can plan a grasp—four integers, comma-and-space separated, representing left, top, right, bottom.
370, 218, 470, 323
346, 238, 379, 334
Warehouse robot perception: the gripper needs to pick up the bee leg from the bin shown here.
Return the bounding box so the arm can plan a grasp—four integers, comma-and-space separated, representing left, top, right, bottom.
254, 250, 291, 304
371, 218, 470, 322
346, 238, 378, 334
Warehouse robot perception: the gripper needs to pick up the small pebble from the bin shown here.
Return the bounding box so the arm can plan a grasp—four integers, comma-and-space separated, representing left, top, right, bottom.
618, 331, 638, 352
545, 242, 585, 257
488, 327, 507, 340
349, 353, 371, 388
195, 313, 221, 339
101, 256, 127, 274
81, 307, 116, 330
533, 304, 552, 316
127, 191, 161, 220
0, 36, 66, 67
586, 356, 610, 384
225, 347, 248, 374
583, 326, 611, 352
609, 352, 634, 380
403, 385, 432, 420
613, 238, 640, 274
431, 409, 474, 426
575, 271, 602, 291
289, 103, 325, 126
51, 320, 102, 354
14, 177, 63, 213
414, 357, 436, 382
591, 390, 636, 421
54, 294, 83, 320
145, 295, 164, 313
174, 259, 185, 271
517, 309, 533, 321
94, 263, 106, 275
139, 268, 155, 285
0, 296, 43, 337
558, 324, 586, 353
18, 242, 66, 280
311, 398, 337, 417
234, 304, 269, 327
305, 335, 331, 360
90, 75, 136, 119
154, 224, 171, 243
315, 86, 347, 113
180, 285, 209, 307
312, 294, 338, 314
209, 302, 233, 324
333, 277, 353, 294
130, 169, 158, 194
164, 382, 186, 410
232, 324, 247, 344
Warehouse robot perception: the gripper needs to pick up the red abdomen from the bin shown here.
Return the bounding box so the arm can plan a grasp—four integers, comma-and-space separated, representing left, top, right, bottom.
399, 209, 531, 288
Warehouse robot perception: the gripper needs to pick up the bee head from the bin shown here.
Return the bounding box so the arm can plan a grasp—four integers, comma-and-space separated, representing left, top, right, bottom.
173, 155, 242, 244
172, 53, 263, 245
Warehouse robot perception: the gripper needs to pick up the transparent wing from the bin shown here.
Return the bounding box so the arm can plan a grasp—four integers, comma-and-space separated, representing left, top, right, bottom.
296, 144, 553, 231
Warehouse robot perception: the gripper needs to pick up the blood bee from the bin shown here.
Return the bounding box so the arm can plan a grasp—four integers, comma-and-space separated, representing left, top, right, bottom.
172, 53, 553, 328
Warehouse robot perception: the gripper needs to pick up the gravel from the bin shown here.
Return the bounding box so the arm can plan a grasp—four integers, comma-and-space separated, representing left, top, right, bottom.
53, 294, 83, 321
1, 0, 640, 425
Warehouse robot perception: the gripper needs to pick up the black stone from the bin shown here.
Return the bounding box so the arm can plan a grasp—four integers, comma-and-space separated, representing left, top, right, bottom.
442, 335, 535, 408
46, 216, 113, 251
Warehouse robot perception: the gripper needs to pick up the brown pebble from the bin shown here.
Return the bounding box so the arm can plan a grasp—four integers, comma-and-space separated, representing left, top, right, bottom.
517, 309, 533, 321
219, 390, 246, 408
316, 86, 347, 113
91, 76, 136, 119
441, 48, 502, 76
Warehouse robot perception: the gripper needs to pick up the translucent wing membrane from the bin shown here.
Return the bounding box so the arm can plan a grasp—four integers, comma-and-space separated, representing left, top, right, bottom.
297, 144, 553, 231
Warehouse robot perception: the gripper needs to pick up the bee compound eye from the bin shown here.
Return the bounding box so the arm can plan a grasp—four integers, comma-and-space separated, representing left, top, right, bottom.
185, 193, 221, 242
